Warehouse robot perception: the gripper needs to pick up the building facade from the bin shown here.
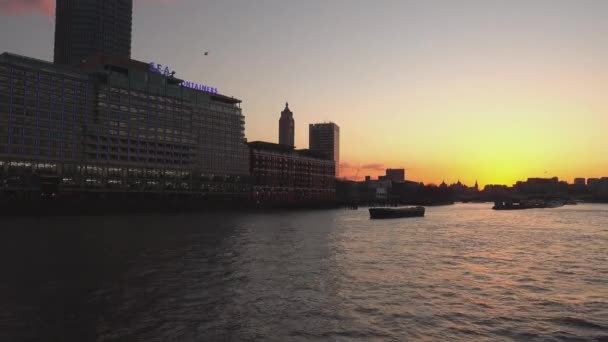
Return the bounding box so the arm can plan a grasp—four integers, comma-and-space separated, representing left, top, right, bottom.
0, 52, 249, 198
514, 177, 562, 195
309, 122, 339, 176
278, 102, 294, 147
54, 0, 133, 65
248, 141, 335, 203
385, 168, 405, 182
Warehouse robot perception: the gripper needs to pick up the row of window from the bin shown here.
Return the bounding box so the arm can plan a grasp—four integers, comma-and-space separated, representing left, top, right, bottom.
0, 161, 249, 182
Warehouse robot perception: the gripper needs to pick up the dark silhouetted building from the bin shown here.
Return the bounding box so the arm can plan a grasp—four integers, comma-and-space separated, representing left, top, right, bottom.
590, 178, 608, 200
483, 184, 511, 194
248, 141, 335, 204
587, 178, 601, 194
54, 0, 133, 65
515, 177, 561, 195
278, 103, 294, 147
570, 177, 587, 193
385, 168, 405, 182
574, 178, 586, 186
309, 122, 340, 176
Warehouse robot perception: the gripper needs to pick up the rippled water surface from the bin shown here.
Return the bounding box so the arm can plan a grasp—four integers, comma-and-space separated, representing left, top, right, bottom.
1, 203, 607, 341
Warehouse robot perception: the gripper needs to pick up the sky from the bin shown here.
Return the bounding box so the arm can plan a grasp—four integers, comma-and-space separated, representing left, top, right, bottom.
0, 0, 607, 186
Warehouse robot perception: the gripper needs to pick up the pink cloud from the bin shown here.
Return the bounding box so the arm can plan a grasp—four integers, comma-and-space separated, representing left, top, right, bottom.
361, 163, 385, 171
134, 0, 181, 5
0, 0, 181, 16
0, 0, 55, 15
337, 162, 388, 181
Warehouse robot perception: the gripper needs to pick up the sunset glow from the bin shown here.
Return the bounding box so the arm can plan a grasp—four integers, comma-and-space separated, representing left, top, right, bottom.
1, 0, 606, 187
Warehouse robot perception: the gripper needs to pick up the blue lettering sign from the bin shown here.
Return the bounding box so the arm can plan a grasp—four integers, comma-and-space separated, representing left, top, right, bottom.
149, 61, 219, 94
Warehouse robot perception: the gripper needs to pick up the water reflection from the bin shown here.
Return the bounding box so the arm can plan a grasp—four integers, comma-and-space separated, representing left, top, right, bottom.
0, 204, 607, 341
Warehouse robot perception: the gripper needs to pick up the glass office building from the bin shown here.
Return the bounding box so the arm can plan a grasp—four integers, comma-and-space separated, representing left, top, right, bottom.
0, 52, 249, 198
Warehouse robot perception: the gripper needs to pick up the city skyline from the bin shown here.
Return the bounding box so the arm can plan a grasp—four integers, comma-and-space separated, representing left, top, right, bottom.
1, 0, 607, 186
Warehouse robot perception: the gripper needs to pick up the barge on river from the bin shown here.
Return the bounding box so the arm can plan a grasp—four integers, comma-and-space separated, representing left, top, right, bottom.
369, 206, 425, 219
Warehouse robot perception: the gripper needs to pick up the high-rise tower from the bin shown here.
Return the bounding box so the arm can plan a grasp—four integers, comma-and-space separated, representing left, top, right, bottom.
279, 103, 295, 147
54, 0, 133, 65
309, 123, 340, 176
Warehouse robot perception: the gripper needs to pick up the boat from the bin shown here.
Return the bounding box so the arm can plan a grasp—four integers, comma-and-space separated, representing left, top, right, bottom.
545, 199, 565, 208
369, 206, 425, 219
493, 199, 565, 210
493, 201, 528, 210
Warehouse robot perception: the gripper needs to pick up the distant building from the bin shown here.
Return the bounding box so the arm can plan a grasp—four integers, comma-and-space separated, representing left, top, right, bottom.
365, 179, 392, 201
364, 175, 371, 182
54, 0, 133, 65
309, 123, 340, 176
588, 178, 600, 191
278, 103, 294, 147
385, 168, 405, 182
483, 184, 510, 192
248, 141, 336, 204
569, 177, 588, 194
515, 177, 560, 195
450, 180, 467, 192
592, 178, 608, 199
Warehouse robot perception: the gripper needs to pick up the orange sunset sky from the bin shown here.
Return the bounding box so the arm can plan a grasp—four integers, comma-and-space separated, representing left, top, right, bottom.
1, 0, 606, 187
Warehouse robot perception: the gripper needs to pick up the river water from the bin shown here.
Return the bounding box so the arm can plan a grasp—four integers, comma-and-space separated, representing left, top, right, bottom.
0, 203, 607, 341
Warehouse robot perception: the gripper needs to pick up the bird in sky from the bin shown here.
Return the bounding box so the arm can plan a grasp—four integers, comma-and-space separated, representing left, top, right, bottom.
204, 51, 209, 56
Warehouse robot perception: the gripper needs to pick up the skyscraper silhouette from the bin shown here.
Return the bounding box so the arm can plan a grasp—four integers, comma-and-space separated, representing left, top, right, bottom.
279, 103, 295, 147
309, 123, 340, 176
54, 0, 133, 65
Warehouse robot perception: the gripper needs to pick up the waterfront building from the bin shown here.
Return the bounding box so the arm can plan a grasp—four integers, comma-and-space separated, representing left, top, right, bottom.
54, 0, 133, 65
574, 178, 586, 186
570, 177, 588, 194
385, 168, 405, 182
483, 184, 511, 194
278, 103, 294, 147
309, 122, 340, 176
592, 178, 608, 200
248, 141, 335, 204
515, 177, 561, 195
587, 178, 600, 192
0, 52, 249, 199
